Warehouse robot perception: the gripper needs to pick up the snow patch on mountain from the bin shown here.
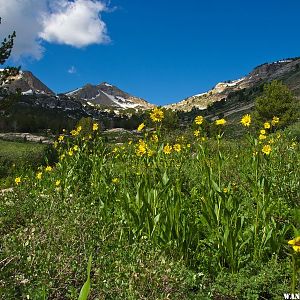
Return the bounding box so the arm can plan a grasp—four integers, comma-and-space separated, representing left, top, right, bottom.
101, 91, 139, 109
66, 87, 83, 96
22, 89, 34, 95
192, 92, 208, 98
275, 59, 293, 64
225, 77, 246, 87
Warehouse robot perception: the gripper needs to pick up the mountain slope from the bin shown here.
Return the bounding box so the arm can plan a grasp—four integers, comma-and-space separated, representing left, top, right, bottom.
2, 70, 54, 95
166, 58, 300, 112
66, 82, 154, 110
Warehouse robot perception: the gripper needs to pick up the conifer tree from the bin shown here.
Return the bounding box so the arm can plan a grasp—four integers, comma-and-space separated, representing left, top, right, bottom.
0, 17, 19, 89
254, 80, 299, 128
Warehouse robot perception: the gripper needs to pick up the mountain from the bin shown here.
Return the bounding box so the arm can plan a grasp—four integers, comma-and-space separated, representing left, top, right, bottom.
0, 72, 150, 132
1, 70, 54, 95
1, 57, 299, 133
1, 70, 154, 110
166, 58, 300, 112
65, 82, 154, 110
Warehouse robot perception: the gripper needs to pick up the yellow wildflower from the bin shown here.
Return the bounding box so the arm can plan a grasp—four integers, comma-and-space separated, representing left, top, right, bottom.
147, 149, 154, 157
77, 126, 82, 133
288, 236, 300, 253
70, 129, 78, 136
215, 118, 226, 125
15, 177, 21, 185
60, 154, 65, 160
259, 134, 267, 140
128, 140, 132, 145
151, 134, 159, 143
68, 149, 73, 156
136, 140, 147, 156
194, 116, 204, 125
45, 166, 52, 172
58, 135, 64, 142
150, 107, 164, 123
173, 144, 181, 152
194, 130, 200, 137
55, 180, 61, 186
260, 129, 266, 135
264, 122, 271, 129
112, 178, 119, 184
136, 146, 146, 156
241, 114, 251, 127
223, 187, 228, 193
163, 144, 172, 154
36, 172, 42, 180
112, 147, 118, 153
262, 144, 271, 155
73, 145, 79, 151
271, 116, 279, 126
137, 123, 145, 131
92, 123, 99, 131
187, 144, 191, 148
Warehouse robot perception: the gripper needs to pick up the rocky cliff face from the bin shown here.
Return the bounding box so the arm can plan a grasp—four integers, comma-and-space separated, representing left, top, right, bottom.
165, 58, 300, 112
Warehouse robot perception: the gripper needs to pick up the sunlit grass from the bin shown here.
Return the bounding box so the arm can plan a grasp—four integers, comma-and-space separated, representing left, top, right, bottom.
1, 113, 299, 299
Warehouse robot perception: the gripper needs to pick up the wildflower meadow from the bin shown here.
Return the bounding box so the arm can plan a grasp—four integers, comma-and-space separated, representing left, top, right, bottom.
1, 108, 300, 299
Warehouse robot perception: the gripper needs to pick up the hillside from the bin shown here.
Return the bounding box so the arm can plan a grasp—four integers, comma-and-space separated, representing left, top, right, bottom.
166, 58, 300, 114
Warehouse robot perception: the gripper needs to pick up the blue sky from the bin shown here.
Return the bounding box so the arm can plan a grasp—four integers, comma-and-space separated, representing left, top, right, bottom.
2, 0, 300, 105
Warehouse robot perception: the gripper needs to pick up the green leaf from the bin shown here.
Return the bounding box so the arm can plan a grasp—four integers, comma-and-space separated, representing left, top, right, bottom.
162, 171, 169, 185
211, 180, 221, 192
78, 255, 92, 300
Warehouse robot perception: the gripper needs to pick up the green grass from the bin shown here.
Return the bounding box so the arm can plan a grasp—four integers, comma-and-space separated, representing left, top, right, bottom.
0, 117, 300, 299
0, 140, 46, 161
0, 140, 49, 188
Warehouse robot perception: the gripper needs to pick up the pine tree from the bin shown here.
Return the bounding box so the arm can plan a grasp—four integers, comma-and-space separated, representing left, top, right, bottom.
254, 80, 299, 128
0, 17, 19, 89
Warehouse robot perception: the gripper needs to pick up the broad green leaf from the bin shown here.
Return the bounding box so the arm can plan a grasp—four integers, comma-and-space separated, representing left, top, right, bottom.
78, 255, 92, 300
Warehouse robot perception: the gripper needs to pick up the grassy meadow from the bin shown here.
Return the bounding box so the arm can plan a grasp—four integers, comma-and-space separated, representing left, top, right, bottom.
0, 111, 300, 299
0, 140, 50, 189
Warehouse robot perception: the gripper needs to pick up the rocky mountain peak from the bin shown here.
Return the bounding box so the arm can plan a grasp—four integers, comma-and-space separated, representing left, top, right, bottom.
1, 70, 54, 95
66, 81, 154, 110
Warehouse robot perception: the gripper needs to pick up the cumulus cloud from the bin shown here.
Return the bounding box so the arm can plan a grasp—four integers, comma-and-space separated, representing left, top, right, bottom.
40, 0, 110, 47
68, 65, 77, 74
0, 0, 110, 61
0, 0, 47, 61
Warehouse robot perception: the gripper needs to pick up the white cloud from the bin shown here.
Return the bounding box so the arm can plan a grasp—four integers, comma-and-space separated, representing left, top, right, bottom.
0, 0, 47, 61
0, 0, 110, 61
40, 0, 110, 47
68, 65, 77, 74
